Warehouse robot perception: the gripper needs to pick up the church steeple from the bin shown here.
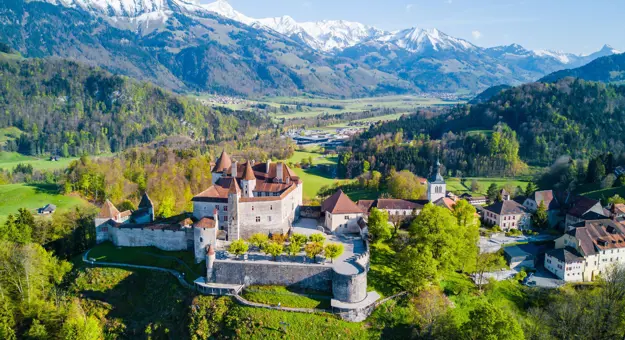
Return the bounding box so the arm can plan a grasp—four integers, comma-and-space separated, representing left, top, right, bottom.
427, 155, 446, 203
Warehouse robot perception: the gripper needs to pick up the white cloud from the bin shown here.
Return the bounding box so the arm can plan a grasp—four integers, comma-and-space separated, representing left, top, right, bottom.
471, 30, 482, 40
406, 4, 414, 12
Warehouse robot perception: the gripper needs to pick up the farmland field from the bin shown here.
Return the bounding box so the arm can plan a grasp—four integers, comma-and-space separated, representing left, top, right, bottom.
446, 177, 530, 196
0, 183, 89, 224
0, 151, 79, 171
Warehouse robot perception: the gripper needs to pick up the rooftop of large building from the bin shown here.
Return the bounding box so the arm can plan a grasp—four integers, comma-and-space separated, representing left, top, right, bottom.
484, 199, 528, 215
547, 247, 584, 263
322, 189, 363, 214
567, 219, 625, 255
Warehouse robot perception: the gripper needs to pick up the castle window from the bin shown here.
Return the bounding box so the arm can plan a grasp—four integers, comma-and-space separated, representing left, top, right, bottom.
268, 216, 272, 222
270, 205, 273, 210
216, 205, 219, 210
252, 206, 254, 211
256, 216, 260, 223
224, 206, 228, 212
101, 227, 108, 232
200, 237, 203, 243
223, 216, 228, 221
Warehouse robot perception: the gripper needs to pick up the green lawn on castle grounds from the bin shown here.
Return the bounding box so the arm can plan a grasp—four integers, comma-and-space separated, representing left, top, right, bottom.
88, 242, 205, 284
0, 151, 79, 171
286, 150, 336, 166
0, 183, 89, 225
446, 177, 529, 196
241, 285, 332, 309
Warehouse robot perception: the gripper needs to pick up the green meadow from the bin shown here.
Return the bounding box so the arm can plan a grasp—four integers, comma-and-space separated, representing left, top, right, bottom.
0, 183, 89, 224
0, 151, 79, 171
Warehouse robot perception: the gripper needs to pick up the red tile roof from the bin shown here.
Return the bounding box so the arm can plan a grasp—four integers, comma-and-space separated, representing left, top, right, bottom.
212, 150, 232, 173
568, 219, 625, 255
321, 189, 363, 214
242, 162, 256, 180
98, 200, 120, 219
195, 217, 216, 229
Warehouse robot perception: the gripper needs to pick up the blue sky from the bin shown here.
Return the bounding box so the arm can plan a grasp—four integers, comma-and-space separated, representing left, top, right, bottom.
213, 0, 624, 54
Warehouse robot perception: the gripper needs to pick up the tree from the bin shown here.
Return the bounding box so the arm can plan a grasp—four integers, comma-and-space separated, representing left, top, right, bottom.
228, 240, 249, 259
397, 246, 438, 293
324, 243, 344, 263
474, 252, 506, 290
525, 181, 538, 197
408, 204, 464, 272
470, 179, 481, 193
587, 157, 606, 183
271, 233, 287, 245
410, 286, 451, 338
462, 301, 524, 340
117, 200, 136, 212
486, 183, 500, 203
308, 233, 326, 244
387, 170, 427, 200
452, 200, 480, 271
289, 233, 307, 247
601, 173, 616, 189
368, 208, 392, 242
608, 194, 625, 205
248, 233, 269, 250
264, 242, 283, 261
286, 242, 300, 257
531, 201, 549, 230
304, 242, 324, 263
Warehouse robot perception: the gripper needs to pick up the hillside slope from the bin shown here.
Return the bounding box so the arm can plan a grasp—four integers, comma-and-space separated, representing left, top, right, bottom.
0, 51, 261, 156
540, 52, 625, 84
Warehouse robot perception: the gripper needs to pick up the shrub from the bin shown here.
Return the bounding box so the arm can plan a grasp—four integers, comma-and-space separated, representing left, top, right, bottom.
324, 243, 344, 263
264, 242, 284, 261
229, 240, 249, 258
289, 233, 308, 247
286, 242, 300, 257
304, 242, 324, 262
309, 233, 326, 244
248, 233, 269, 250
271, 233, 288, 245
514, 270, 527, 282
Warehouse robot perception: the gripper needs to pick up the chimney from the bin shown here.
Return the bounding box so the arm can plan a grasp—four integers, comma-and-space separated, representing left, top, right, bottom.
277, 162, 284, 183
266, 159, 271, 174
213, 208, 219, 230
251, 159, 255, 166
231, 161, 238, 178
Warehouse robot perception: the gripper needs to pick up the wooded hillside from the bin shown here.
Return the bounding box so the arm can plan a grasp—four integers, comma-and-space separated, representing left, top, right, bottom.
0, 53, 264, 156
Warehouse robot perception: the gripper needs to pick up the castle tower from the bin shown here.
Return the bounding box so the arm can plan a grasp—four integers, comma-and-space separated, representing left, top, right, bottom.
193, 208, 218, 263
211, 149, 232, 184
427, 159, 446, 203
138, 192, 155, 222
227, 179, 241, 241
241, 161, 256, 198
206, 244, 216, 282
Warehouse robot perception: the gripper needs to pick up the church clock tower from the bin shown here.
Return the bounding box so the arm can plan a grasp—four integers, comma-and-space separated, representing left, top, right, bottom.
427, 159, 446, 203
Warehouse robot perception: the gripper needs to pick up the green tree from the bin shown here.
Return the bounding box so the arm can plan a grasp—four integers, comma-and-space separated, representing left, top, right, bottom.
524, 181, 538, 197
531, 201, 549, 230
470, 179, 481, 193
248, 233, 269, 250
387, 170, 427, 200
367, 207, 392, 242
486, 183, 499, 202
304, 242, 324, 263
452, 200, 480, 271
286, 242, 300, 257
308, 233, 326, 244
462, 301, 524, 340
117, 200, 136, 212
608, 194, 625, 205
397, 246, 438, 293
408, 204, 464, 272
289, 233, 307, 247
264, 242, 283, 261
324, 243, 344, 263
228, 240, 249, 258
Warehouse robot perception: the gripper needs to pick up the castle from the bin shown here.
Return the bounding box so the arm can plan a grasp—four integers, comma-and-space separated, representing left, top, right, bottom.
94, 150, 303, 263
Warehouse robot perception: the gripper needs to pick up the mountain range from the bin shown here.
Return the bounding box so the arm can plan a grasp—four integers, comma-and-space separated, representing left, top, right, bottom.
0, 0, 620, 97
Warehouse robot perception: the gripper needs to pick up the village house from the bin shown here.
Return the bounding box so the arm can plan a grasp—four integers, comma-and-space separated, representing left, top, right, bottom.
357, 198, 424, 218
321, 189, 365, 233
546, 219, 625, 282
482, 198, 531, 230
564, 196, 607, 227
460, 193, 487, 206
522, 190, 561, 227
38, 203, 56, 215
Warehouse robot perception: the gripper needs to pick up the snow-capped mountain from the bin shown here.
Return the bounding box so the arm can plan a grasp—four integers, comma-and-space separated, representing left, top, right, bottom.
203, 1, 385, 51
42, 0, 204, 17
377, 28, 476, 53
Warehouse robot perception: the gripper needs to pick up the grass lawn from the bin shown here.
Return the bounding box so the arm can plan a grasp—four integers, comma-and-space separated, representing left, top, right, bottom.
0, 151, 79, 171
241, 285, 332, 309
88, 242, 205, 284
227, 304, 373, 339
368, 242, 403, 297
446, 177, 530, 196
578, 185, 625, 201
0, 183, 89, 225
292, 167, 341, 200
286, 150, 336, 166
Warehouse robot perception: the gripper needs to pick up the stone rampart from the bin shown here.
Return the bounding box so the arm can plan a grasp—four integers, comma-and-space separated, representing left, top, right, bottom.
110, 227, 191, 251
213, 260, 333, 291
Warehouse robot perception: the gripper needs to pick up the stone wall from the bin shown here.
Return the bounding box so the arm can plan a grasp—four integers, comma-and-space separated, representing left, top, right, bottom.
332, 270, 367, 303
213, 260, 333, 291
110, 227, 192, 251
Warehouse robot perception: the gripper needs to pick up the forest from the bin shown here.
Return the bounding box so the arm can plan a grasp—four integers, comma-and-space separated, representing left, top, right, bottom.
0, 52, 265, 157
339, 77, 625, 179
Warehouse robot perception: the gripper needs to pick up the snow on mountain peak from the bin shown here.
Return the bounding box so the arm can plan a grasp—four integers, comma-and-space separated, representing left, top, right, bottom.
379, 27, 476, 53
